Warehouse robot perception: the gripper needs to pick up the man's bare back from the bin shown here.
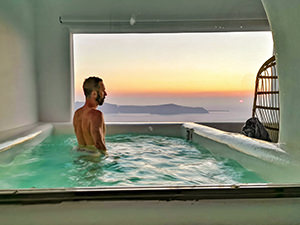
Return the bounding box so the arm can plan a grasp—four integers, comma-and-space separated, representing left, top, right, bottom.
73, 107, 106, 151
73, 77, 107, 155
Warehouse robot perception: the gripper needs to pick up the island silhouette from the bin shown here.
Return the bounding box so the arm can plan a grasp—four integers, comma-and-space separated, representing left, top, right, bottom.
74, 102, 209, 115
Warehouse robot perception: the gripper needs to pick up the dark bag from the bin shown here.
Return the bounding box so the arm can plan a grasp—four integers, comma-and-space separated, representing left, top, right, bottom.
241, 117, 271, 142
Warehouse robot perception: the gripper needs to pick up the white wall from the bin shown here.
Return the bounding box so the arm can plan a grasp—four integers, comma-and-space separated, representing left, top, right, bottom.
0, 0, 38, 132
34, 0, 268, 122
262, 0, 300, 153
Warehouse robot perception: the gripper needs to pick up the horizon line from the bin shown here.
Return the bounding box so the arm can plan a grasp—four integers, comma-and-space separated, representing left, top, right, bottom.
75, 90, 254, 97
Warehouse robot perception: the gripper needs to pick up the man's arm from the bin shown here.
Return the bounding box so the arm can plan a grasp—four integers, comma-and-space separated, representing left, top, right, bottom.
73, 109, 86, 146
90, 111, 107, 152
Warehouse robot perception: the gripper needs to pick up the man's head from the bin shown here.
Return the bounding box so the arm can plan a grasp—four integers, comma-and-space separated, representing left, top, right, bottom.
83, 76, 107, 106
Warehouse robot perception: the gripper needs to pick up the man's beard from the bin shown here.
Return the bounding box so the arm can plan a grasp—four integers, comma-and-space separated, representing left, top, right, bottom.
96, 91, 105, 105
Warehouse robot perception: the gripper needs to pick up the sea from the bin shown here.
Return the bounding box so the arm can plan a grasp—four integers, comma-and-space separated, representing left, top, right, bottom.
75, 96, 253, 123
103, 110, 251, 123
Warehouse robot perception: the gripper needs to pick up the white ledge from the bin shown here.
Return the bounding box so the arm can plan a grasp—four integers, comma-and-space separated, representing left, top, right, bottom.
0, 123, 53, 163
183, 122, 290, 166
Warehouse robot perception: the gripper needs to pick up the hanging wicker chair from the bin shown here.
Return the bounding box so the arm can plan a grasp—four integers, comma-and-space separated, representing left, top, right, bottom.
252, 55, 279, 142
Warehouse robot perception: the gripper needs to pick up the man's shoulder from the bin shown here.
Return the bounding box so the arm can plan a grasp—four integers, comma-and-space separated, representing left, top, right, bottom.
74, 106, 84, 115
87, 109, 104, 127
73, 107, 83, 121
87, 109, 103, 118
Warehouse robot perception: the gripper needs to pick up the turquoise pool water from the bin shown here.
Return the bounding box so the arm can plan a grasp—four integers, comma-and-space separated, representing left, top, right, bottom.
0, 134, 265, 188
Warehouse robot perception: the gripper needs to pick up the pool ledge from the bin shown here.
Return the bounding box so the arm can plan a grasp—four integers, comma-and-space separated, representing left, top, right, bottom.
0, 123, 53, 163
183, 122, 289, 165
182, 123, 300, 182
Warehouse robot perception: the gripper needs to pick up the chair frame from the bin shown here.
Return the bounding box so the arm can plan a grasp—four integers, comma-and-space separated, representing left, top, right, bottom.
252, 56, 279, 142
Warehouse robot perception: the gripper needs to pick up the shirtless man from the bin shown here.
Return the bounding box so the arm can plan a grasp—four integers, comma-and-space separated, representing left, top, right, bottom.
73, 77, 107, 155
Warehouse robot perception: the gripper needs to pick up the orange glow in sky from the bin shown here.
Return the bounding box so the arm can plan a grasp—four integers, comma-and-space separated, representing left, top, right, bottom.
73, 32, 273, 102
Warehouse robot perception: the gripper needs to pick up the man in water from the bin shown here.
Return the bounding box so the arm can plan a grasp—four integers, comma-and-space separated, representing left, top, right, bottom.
73, 76, 107, 155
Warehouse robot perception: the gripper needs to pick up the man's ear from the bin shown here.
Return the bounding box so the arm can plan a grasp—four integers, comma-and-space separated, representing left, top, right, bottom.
91, 90, 97, 98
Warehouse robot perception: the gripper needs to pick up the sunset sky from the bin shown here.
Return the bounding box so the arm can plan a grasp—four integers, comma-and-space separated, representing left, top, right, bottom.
73, 32, 273, 107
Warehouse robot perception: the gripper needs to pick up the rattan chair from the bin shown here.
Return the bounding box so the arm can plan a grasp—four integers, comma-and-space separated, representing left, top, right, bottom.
252, 56, 279, 142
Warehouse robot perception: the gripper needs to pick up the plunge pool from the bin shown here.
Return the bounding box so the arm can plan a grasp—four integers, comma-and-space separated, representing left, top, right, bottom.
0, 134, 265, 189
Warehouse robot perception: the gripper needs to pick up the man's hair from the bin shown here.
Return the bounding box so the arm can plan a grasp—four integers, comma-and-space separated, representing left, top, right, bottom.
83, 76, 103, 97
